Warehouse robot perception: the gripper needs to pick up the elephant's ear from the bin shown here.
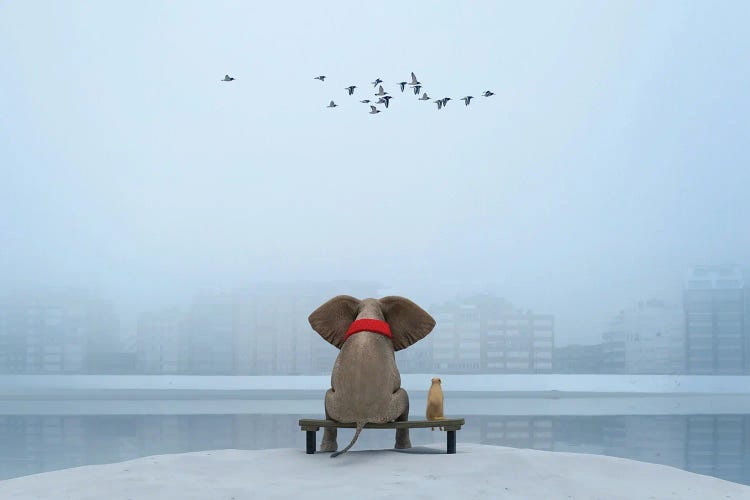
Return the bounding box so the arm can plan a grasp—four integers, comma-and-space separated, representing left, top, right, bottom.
378, 296, 436, 351
308, 295, 361, 349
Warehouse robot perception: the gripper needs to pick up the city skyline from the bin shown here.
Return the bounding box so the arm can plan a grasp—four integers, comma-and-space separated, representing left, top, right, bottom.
2, 264, 748, 375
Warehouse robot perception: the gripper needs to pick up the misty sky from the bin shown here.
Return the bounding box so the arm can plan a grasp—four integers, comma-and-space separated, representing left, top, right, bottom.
1, 1, 749, 344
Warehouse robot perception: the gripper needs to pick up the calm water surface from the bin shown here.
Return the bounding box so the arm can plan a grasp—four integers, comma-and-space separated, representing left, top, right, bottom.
1, 398, 749, 487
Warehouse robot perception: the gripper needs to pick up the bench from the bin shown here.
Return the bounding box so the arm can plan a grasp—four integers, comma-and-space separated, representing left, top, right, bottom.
298, 418, 465, 454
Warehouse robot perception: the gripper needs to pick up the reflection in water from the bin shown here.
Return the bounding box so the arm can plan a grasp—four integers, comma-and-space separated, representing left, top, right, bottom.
1, 414, 749, 486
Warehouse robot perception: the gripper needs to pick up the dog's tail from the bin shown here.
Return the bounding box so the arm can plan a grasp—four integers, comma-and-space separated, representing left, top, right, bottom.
330, 422, 365, 458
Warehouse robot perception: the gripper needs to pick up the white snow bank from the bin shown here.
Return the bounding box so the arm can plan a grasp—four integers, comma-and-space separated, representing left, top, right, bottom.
1, 444, 747, 500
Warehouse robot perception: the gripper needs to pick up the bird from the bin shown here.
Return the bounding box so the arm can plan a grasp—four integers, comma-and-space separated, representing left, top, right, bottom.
409, 72, 420, 86
375, 85, 388, 96
360, 99, 371, 104
314, 76, 326, 81
419, 93, 431, 101
369, 105, 381, 114
435, 99, 443, 110
382, 95, 393, 108
441, 97, 452, 107
461, 96, 474, 106
327, 100, 337, 108
221, 75, 235, 82
372, 78, 383, 87
483, 90, 494, 97
376, 97, 386, 104
398, 82, 407, 92
412, 85, 422, 95
346, 85, 357, 95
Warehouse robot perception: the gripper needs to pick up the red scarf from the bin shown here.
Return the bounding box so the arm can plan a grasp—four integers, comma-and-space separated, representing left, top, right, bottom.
344, 319, 392, 342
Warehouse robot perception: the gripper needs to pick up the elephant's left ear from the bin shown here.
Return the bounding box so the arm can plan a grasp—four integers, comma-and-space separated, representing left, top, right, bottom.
378, 296, 436, 351
309, 295, 361, 349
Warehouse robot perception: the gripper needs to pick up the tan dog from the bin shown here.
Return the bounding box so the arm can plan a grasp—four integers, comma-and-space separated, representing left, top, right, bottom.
426, 377, 447, 431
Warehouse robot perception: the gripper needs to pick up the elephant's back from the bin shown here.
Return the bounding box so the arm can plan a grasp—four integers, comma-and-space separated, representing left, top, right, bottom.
329, 334, 400, 419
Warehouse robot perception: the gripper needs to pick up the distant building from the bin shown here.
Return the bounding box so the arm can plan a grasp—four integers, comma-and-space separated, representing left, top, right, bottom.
430, 295, 554, 373
601, 299, 685, 374
395, 335, 434, 373
233, 289, 326, 375
553, 344, 603, 373
431, 301, 482, 372
185, 293, 237, 374
0, 291, 119, 374
234, 281, 382, 375
684, 265, 747, 374
137, 308, 188, 374
180, 281, 382, 375
601, 321, 625, 373
484, 308, 554, 373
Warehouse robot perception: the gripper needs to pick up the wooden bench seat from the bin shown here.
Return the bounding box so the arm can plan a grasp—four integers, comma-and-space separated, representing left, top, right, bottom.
298, 418, 465, 454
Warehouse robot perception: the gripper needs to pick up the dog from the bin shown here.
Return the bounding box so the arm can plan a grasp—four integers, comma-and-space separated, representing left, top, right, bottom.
426, 377, 447, 431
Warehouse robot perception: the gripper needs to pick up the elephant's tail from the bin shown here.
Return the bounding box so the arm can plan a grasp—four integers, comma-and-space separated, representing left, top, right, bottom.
330, 422, 365, 458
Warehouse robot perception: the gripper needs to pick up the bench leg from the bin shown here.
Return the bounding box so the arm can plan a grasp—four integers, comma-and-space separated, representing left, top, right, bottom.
447, 430, 456, 454
306, 430, 316, 454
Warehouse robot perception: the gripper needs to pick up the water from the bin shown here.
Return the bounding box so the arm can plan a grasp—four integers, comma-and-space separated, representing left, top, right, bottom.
1, 399, 749, 487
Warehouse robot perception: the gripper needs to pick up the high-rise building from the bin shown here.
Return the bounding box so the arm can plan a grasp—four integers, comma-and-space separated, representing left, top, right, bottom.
601, 299, 685, 374
430, 295, 554, 373
394, 335, 434, 373
0, 291, 119, 374
233, 289, 325, 375
137, 308, 188, 374
431, 302, 482, 372
185, 293, 237, 374
234, 281, 382, 375
181, 281, 382, 375
684, 265, 747, 374
484, 308, 554, 373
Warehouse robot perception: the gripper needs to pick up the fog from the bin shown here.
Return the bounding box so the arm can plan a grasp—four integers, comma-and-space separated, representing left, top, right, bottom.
1, 1, 749, 344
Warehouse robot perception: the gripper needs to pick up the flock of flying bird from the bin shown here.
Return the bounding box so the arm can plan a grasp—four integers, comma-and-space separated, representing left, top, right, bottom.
220, 72, 494, 115
313, 72, 494, 114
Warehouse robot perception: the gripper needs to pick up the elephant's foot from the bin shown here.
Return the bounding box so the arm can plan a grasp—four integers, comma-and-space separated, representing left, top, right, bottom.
393, 389, 411, 449
320, 392, 340, 452
320, 439, 338, 452
320, 418, 338, 452
395, 428, 411, 449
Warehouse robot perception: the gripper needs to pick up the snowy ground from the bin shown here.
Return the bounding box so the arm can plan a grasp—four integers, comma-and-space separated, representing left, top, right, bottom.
1, 444, 748, 500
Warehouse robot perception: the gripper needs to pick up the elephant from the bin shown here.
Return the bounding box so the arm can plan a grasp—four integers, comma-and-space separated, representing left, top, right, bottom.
308, 295, 436, 457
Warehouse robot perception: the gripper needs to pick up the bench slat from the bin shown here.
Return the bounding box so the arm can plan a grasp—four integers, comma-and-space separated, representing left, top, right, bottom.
299, 418, 464, 431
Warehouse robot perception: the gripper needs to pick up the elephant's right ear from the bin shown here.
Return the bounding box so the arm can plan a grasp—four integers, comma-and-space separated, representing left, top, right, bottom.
308, 295, 361, 349
378, 296, 436, 351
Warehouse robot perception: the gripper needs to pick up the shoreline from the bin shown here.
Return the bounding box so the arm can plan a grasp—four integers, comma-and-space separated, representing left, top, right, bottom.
1, 389, 749, 400
3, 393, 750, 416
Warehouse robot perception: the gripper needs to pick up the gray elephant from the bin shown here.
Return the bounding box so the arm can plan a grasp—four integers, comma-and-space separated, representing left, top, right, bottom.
308, 295, 436, 457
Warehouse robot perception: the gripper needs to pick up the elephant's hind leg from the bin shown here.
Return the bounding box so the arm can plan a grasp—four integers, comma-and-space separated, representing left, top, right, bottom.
392, 388, 411, 450
320, 389, 338, 452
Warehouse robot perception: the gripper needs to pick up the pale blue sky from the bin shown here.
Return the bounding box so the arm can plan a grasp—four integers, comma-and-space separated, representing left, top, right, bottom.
1, 1, 748, 343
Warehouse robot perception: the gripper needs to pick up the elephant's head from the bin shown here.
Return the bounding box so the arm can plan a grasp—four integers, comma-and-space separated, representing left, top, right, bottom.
308, 295, 436, 351
308, 295, 436, 457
